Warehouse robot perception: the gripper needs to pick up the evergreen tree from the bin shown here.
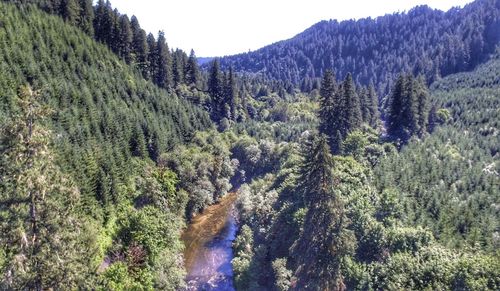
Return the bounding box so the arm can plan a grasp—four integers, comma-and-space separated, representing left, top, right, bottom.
318, 70, 338, 151
130, 15, 149, 78
208, 59, 224, 121
224, 67, 237, 120
360, 86, 371, 124
0, 86, 95, 290
118, 14, 132, 63
388, 73, 430, 142
387, 74, 406, 139
155, 31, 173, 90
146, 33, 157, 80
416, 75, 430, 137
367, 83, 379, 128
78, 0, 94, 36
185, 49, 200, 88
343, 73, 362, 133
93, 0, 113, 45
292, 135, 355, 290
172, 49, 185, 88
60, 0, 80, 25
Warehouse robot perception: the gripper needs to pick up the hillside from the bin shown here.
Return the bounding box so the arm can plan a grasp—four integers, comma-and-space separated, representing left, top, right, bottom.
218, 0, 499, 94
375, 52, 500, 250
0, 3, 211, 206
0, 2, 214, 289
228, 51, 500, 291
0, 1, 499, 290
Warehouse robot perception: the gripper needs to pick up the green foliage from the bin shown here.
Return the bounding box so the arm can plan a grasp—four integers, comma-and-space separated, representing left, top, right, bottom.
272, 258, 293, 291
387, 73, 430, 142
375, 55, 500, 250
232, 224, 256, 290
0, 86, 98, 289
218, 0, 498, 95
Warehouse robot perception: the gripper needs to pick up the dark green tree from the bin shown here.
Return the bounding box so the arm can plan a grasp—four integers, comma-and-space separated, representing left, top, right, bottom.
155, 31, 173, 90
60, 0, 80, 25
208, 59, 224, 121
172, 49, 186, 88
224, 67, 237, 120
78, 0, 94, 36
146, 33, 157, 80
343, 73, 362, 133
318, 70, 337, 145
367, 83, 379, 128
130, 15, 149, 78
292, 135, 355, 290
118, 14, 132, 63
185, 49, 200, 88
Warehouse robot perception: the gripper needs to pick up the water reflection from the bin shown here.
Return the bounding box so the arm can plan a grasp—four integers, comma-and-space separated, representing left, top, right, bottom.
182, 193, 237, 291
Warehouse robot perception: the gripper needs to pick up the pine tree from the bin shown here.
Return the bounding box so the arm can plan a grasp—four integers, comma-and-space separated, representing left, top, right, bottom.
172, 49, 185, 88
60, 0, 80, 25
185, 49, 200, 88
93, 0, 113, 45
291, 135, 355, 290
387, 73, 430, 142
146, 33, 157, 80
0, 86, 95, 290
360, 86, 371, 124
155, 31, 173, 90
367, 83, 379, 128
387, 74, 406, 139
224, 67, 238, 120
343, 73, 362, 133
416, 75, 430, 137
78, 0, 94, 36
118, 15, 132, 63
208, 59, 224, 121
318, 70, 336, 135
130, 16, 149, 78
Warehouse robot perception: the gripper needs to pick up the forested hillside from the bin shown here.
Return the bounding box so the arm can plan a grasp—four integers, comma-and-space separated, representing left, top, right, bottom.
218, 0, 499, 94
0, 0, 498, 290
0, 2, 216, 289
375, 52, 500, 250
230, 51, 499, 291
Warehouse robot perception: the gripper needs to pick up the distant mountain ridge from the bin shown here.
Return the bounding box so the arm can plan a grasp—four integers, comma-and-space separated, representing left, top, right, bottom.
217, 0, 499, 95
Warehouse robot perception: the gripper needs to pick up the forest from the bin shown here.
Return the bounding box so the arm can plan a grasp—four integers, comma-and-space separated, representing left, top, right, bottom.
0, 0, 498, 290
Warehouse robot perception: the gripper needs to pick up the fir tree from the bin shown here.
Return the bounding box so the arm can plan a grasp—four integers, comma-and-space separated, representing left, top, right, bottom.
224, 67, 237, 120
118, 14, 132, 63
60, 0, 80, 25
78, 0, 94, 36
367, 83, 379, 128
155, 31, 173, 90
343, 73, 362, 133
208, 59, 224, 122
146, 33, 157, 80
185, 49, 200, 88
130, 15, 149, 78
291, 135, 355, 290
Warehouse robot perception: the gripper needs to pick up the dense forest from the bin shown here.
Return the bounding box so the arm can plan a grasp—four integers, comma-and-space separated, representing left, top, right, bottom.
0, 0, 498, 290
217, 0, 499, 95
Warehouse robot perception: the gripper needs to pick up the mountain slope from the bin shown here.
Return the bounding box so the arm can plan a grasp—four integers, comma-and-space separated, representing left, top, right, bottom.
375, 51, 500, 250
218, 0, 499, 94
0, 3, 211, 213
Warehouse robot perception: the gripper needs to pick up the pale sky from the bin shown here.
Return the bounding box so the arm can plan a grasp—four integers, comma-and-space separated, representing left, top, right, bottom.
108, 0, 475, 57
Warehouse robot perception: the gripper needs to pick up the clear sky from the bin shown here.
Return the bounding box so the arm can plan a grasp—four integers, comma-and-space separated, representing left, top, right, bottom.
108, 0, 475, 57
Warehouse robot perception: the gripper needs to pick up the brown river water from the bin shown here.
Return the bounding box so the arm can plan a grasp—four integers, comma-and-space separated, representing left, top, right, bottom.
182, 193, 238, 290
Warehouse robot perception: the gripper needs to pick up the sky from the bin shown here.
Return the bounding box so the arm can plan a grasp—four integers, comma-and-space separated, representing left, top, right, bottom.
108, 0, 475, 57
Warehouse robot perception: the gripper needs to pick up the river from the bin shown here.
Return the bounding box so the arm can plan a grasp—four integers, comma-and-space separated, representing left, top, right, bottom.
182, 193, 238, 290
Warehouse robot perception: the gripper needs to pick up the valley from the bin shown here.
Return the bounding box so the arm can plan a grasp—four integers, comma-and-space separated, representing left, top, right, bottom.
0, 0, 498, 290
